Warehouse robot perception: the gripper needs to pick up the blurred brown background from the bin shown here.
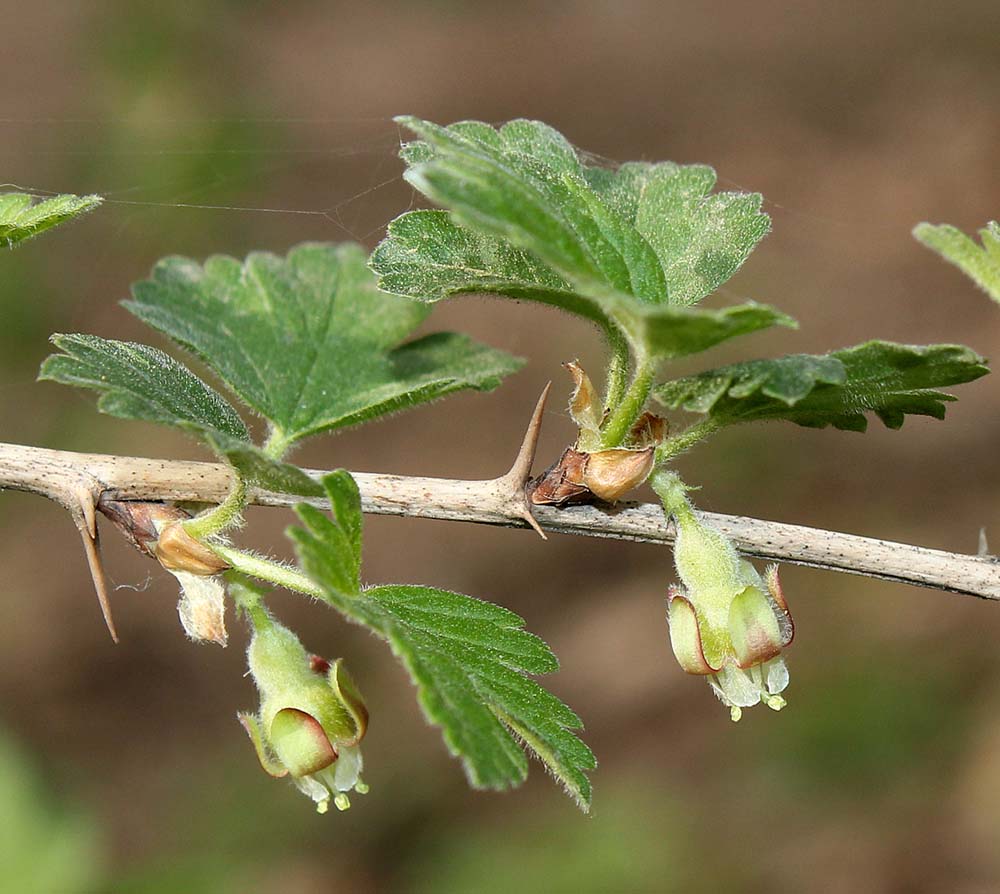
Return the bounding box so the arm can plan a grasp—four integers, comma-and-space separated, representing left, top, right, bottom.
2, 1, 1000, 892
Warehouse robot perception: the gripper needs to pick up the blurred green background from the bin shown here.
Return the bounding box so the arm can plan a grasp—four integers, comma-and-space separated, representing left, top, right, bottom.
2, 2, 1000, 891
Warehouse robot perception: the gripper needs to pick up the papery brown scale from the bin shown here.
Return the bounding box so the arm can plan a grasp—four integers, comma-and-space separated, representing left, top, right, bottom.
529, 445, 654, 505
528, 448, 592, 506
155, 522, 230, 575
563, 360, 601, 437
627, 412, 669, 449
175, 571, 229, 646
98, 498, 190, 558
583, 447, 654, 501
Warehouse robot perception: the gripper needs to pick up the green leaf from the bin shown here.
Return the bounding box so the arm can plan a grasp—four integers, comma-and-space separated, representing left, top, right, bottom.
372, 117, 781, 360
655, 341, 989, 431
39, 333, 249, 442
39, 334, 324, 496
629, 162, 771, 306
123, 242, 523, 453
603, 294, 795, 362
0, 192, 101, 248
371, 210, 606, 325
293, 470, 361, 596
372, 211, 792, 363
289, 473, 596, 809
914, 221, 1000, 304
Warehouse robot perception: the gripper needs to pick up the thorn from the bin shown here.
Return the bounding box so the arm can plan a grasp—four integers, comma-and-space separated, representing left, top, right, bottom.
78, 524, 119, 643
70, 488, 118, 643
502, 382, 551, 484
75, 482, 97, 539
498, 382, 551, 540
519, 504, 548, 540
978, 528, 991, 557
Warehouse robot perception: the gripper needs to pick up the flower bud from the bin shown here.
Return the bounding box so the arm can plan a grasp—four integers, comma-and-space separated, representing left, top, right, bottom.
239, 616, 369, 813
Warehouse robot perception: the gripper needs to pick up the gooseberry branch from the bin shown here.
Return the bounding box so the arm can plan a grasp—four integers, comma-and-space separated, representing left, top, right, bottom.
1, 440, 997, 605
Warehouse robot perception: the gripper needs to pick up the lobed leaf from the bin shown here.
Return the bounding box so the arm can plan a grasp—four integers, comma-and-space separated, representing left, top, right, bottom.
371, 210, 604, 325
603, 294, 795, 361
655, 341, 989, 431
289, 472, 596, 809
372, 117, 781, 361
124, 242, 523, 453
39, 333, 249, 442
629, 162, 771, 306
373, 211, 791, 363
0, 192, 101, 249
914, 221, 1000, 304
39, 335, 323, 496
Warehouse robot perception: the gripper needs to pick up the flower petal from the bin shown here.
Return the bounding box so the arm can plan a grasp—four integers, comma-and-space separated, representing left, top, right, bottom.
765, 565, 794, 646
728, 585, 784, 669
292, 772, 333, 814
765, 657, 789, 695
328, 659, 369, 745
666, 588, 716, 674
269, 707, 338, 778
710, 665, 763, 708
173, 570, 228, 646
322, 742, 364, 793
237, 711, 287, 778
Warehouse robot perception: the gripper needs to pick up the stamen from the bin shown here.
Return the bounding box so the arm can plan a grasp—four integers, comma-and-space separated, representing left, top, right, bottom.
764, 695, 786, 711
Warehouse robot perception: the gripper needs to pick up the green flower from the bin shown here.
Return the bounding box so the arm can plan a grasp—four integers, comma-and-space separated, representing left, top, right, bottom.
238, 614, 369, 813
666, 496, 794, 722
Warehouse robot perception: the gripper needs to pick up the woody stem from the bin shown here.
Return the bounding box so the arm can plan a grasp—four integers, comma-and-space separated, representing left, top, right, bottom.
1, 441, 998, 600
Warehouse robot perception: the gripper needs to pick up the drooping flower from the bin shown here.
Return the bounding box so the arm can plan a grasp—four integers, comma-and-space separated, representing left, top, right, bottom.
663, 482, 794, 721
238, 613, 369, 813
